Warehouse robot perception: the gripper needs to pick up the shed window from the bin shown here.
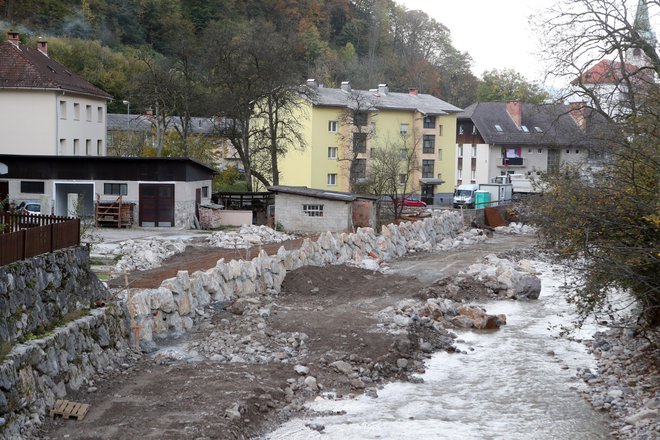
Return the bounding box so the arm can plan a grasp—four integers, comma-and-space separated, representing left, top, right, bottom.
21, 181, 45, 194
104, 183, 128, 196
202, 186, 209, 197
303, 204, 324, 217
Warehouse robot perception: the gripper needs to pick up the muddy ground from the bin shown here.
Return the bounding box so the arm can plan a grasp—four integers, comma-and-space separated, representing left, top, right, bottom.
38, 234, 537, 440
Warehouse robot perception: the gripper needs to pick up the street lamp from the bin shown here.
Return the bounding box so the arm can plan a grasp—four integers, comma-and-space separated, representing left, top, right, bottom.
122, 100, 130, 130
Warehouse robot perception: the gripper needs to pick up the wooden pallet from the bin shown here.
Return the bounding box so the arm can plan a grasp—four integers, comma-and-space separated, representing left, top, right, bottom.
49, 399, 90, 420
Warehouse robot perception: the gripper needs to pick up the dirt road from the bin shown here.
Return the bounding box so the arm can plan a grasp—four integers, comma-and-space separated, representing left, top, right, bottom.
39, 233, 538, 440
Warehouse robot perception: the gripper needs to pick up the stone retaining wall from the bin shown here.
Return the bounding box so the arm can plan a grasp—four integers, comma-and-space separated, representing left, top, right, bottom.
0, 247, 106, 344
130, 210, 465, 351
0, 306, 130, 439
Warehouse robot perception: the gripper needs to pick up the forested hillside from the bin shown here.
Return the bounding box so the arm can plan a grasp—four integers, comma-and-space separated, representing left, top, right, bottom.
1, 0, 482, 112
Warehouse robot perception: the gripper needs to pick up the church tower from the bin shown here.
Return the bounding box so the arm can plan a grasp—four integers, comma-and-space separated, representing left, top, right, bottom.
626, 0, 657, 67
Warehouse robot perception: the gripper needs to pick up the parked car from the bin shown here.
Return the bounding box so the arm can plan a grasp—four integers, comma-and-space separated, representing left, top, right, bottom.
16, 201, 41, 215
399, 195, 427, 207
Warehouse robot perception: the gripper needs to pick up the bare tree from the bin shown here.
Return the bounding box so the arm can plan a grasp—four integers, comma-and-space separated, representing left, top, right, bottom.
337, 90, 378, 192
531, 0, 660, 328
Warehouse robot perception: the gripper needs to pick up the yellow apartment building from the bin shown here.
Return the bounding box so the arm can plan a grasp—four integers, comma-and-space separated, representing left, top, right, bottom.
278, 80, 461, 205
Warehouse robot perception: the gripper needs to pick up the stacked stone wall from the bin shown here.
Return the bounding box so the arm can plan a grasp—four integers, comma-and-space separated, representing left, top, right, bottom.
0, 247, 105, 344
130, 210, 465, 351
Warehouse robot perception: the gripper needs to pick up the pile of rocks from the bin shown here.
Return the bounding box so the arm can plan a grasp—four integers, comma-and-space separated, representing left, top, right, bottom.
494, 222, 537, 235
434, 228, 490, 251
460, 255, 542, 299
208, 225, 296, 249
579, 326, 659, 440
114, 239, 187, 274
378, 296, 507, 332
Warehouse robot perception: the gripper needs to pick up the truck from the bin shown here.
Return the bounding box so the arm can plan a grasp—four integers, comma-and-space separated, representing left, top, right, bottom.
452, 184, 480, 208
453, 183, 513, 208
492, 174, 539, 194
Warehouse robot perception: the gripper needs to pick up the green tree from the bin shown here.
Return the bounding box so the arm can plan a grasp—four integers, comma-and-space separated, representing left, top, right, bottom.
477, 68, 549, 104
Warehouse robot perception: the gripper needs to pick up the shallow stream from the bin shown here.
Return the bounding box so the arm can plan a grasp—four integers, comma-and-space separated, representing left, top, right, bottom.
266, 263, 613, 439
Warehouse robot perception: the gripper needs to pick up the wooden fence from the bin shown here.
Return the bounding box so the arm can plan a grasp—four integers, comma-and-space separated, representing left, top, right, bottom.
0, 213, 80, 266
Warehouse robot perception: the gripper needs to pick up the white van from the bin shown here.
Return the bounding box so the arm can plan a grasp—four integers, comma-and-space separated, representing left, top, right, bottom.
452, 184, 480, 208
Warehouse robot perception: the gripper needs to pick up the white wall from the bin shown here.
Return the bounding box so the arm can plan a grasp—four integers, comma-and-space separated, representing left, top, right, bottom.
57, 93, 107, 156
275, 193, 352, 232
0, 90, 56, 155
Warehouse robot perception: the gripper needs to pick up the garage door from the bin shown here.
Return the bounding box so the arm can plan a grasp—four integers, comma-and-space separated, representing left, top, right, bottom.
139, 184, 174, 227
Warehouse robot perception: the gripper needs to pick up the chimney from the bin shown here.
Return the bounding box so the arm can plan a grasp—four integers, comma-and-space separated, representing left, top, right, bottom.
506, 100, 522, 129
408, 88, 418, 95
378, 83, 389, 94
340, 81, 351, 92
7, 31, 19, 47
37, 39, 48, 56
569, 101, 587, 130
306, 78, 318, 88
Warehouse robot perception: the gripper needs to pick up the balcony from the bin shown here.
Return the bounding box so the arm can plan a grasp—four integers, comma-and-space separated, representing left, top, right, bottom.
500, 157, 524, 167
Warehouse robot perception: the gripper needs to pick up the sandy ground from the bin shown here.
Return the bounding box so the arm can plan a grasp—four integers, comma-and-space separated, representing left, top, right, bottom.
37, 233, 538, 440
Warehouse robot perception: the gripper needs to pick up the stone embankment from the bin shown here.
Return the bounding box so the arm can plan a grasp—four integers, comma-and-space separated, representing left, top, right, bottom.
127, 210, 467, 351
579, 327, 659, 440
0, 247, 132, 439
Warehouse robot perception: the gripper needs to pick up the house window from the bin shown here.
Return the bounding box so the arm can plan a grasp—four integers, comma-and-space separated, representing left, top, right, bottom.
21, 181, 45, 194
534, 126, 543, 133
566, 149, 570, 154
327, 173, 337, 186
328, 120, 338, 132
354, 111, 368, 127
86, 139, 91, 155
303, 204, 324, 217
73, 139, 79, 155
423, 115, 436, 129
423, 135, 435, 154
353, 133, 367, 153
458, 125, 465, 135
354, 159, 367, 179
538, 148, 542, 153
400, 149, 408, 160
471, 144, 477, 157
86, 105, 92, 121
59, 101, 67, 119
494, 124, 503, 132
202, 186, 209, 197
521, 125, 529, 132
399, 174, 408, 185
438, 125, 443, 136
457, 168, 463, 179
457, 144, 463, 157
59, 139, 66, 155
576, 149, 580, 154
472, 125, 478, 134
104, 183, 128, 196
471, 169, 476, 181
97, 107, 103, 122
400, 123, 409, 135
328, 147, 338, 159
422, 159, 434, 178
528, 148, 532, 153
97, 140, 103, 155
74, 103, 80, 120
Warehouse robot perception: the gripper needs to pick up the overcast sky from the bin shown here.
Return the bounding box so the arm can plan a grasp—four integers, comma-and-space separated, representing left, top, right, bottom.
397, 0, 551, 83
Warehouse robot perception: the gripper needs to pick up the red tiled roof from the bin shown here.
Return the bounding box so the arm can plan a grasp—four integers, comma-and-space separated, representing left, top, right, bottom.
0, 41, 112, 99
571, 59, 646, 85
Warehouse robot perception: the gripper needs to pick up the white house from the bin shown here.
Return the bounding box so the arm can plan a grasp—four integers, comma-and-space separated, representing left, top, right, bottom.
0, 32, 111, 156
455, 100, 609, 185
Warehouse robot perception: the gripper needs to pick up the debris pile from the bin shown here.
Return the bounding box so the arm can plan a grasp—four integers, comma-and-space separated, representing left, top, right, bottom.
114, 239, 187, 273
208, 225, 296, 249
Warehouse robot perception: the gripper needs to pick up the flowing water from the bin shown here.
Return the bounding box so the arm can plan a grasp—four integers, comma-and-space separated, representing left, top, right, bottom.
266, 263, 613, 439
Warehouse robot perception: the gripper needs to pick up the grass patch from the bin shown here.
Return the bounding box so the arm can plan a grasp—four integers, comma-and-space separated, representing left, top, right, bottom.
0, 341, 11, 362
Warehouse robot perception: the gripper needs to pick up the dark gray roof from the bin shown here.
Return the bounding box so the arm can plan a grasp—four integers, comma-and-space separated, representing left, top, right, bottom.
0, 41, 112, 99
107, 114, 230, 134
458, 102, 610, 146
308, 87, 462, 115
268, 185, 378, 202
